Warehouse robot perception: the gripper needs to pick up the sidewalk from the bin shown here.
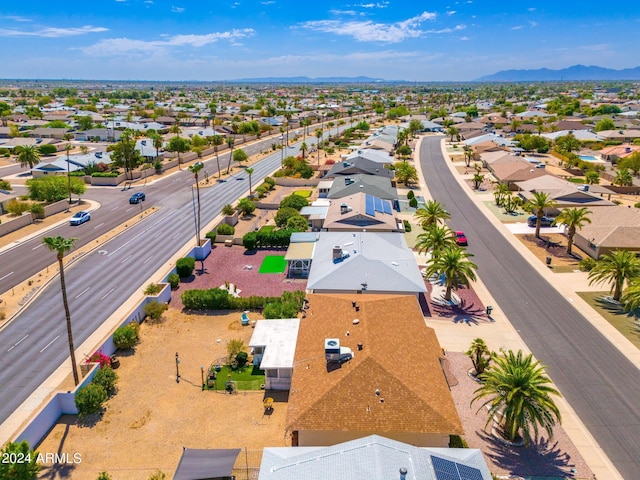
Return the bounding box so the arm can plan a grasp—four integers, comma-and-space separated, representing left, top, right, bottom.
412, 135, 624, 480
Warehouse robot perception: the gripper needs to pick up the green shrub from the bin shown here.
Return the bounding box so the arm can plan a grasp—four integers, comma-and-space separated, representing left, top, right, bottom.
176, 257, 196, 278
69, 171, 86, 177
406, 190, 415, 200
237, 198, 256, 216
144, 283, 162, 295
27, 175, 86, 202
167, 273, 180, 289
274, 207, 299, 228
263, 177, 275, 189
579, 257, 597, 272
38, 144, 57, 155
144, 300, 168, 320
0, 441, 41, 479
635, 203, 640, 209
243, 231, 258, 250
286, 215, 309, 232
97, 472, 112, 480
279, 193, 308, 211
6, 199, 31, 216
409, 197, 418, 208
449, 435, 468, 448
113, 323, 139, 349
29, 203, 45, 217
0, 179, 11, 191
255, 185, 268, 198
148, 471, 167, 480
205, 231, 217, 242
91, 172, 119, 177
221, 203, 235, 216
93, 366, 118, 396
181, 289, 305, 313
216, 223, 235, 235
403, 220, 412, 232
235, 351, 249, 368
75, 383, 107, 416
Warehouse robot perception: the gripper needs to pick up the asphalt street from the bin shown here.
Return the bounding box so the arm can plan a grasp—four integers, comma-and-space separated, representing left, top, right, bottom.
420, 135, 640, 479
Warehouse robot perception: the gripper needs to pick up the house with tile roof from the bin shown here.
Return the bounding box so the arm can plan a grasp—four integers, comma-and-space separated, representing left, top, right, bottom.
285, 294, 462, 447
484, 154, 547, 187
599, 144, 640, 163
572, 206, 640, 259
259, 434, 492, 480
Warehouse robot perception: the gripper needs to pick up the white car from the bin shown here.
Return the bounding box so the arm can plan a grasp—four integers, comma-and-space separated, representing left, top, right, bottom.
69, 211, 91, 226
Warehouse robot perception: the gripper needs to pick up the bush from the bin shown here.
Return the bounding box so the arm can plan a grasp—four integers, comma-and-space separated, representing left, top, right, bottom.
274, 207, 300, 228
0, 179, 11, 191
176, 257, 196, 278
75, 383, 107, 416
93, 366, 118, 396
144, 300, 168, 320
406, 190, 415, 200
181, 289, 305, 313
243, 231, 258, 250
205, 231, 217, 242
113, 323, 139, 349
29, 202, 45, 217
87, 351, 111, 368
409, 197, 418, 208
27, 175, 86, 202
221, 203, 235, 216
216, 223, 235, 235
403, 220, 412, 232
237, 198, 256, 216
0, 441, 41, 479
263, 177, 275, 189
449, 435, 468, 448
279, 193, 308, 211
6, 199, 31, 216
167, 273, 180, 289
38, 144, 57, 155
91, 172, 119, 177
255, 185, 268, 198
235, 351, 249, 368
286, 214, 309, 232
144, 283, 162, 295
635, 203, 640, 209
579, 257, 597, 272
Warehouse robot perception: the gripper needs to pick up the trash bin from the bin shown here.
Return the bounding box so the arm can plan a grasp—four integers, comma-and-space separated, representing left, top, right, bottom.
486, 306, 493, 316
546, 256, 552, 266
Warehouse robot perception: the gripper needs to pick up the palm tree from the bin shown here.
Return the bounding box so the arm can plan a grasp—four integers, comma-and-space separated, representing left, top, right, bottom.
528, 192, 557, 238
225, 136, 235, 174
212, 134, 224, 179
465, 338, 492, 376
414, 225, 457, 258
17, 144, 41, 169
447, 126, 459, 142
472, 349, 561, 446
472, 172, 485, 190
425, 246, 477, 301
169, 123, 182, 169
613, 168, 633, 187
588, 249, 640, 302
314, 129, 323, 165
621, 278, 640, 312
414, 200, 450, 229
43, 236, 80, 386
300, 142, 308, 159
245, 167, 255, 196
151, 132, 163, 164
493, 182, 511, 207
188, 162, 203, 246
552, 207, 591, 256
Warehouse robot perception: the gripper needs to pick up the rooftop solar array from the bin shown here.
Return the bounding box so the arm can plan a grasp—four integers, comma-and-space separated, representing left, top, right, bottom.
431, 456, 483, 480
365, 194, 393, 217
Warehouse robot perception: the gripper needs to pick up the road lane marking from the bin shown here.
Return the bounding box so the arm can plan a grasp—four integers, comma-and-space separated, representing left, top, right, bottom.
121, 255, 132, 264
32, 244, 44, 250
7, 334, 29, 352
153, 232, 161, 239
143, 255, 153, 264
75, 287, 91, 298
126, 207, 134, 212
93, 222, 105, 229
100, 288, 115, 300
110, 206, 119, 211
0, 272, 15, 281
40, 335, 60, 353
173, 232, 181, 239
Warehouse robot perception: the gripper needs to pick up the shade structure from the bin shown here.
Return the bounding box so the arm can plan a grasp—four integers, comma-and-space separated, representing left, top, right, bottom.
173, 448, 241, 480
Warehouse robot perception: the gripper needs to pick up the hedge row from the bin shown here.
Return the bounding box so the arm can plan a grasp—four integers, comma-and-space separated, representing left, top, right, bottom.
181, 289, 305, 317
242, 229, 292, 250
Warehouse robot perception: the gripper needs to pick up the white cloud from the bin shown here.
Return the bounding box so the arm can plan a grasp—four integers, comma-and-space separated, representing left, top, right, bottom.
529, 21, 537, 27
510, 25, 523, 30
81, 29, 256, 56
330, 10, 358, 16
299, 11, 437, 43
260, 0, 275, 4
426, 24, 466, 34
0, 25, 108, 37
460, 36, 469, 41
447, 11, 456, 16
171, 6, 185, 13
3, 15, 31, 22
354, 2, 389, 8
528, 7, 536, 11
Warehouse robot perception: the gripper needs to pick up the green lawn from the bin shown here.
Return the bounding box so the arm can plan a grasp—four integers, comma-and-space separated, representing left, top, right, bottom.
208, 365, 265, 391
259, 255, 287, 274
293, 190, 312, 198
577, 291, 640, 349
259, 225, 275, 233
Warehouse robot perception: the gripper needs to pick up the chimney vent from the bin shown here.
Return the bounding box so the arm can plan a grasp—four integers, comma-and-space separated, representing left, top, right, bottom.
400, 467, 408, 480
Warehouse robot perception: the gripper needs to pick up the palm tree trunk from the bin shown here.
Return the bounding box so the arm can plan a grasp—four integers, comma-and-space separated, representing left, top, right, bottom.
58, 258, 79, 385
195, 174, 201, 246
444, 285, 453, 301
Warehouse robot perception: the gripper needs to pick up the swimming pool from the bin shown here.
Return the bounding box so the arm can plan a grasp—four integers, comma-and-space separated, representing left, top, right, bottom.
578, 155, 598, 162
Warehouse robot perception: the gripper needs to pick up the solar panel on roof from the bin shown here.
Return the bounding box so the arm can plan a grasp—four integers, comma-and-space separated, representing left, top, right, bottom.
431, 455, 483, 480
457, 464, 483, 480
382, 200, 392, 214
374, 196, 383, 213
365, 194, 375, 216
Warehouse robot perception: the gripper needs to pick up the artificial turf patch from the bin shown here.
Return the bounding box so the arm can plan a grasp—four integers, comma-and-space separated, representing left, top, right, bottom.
258, 255, 287, 274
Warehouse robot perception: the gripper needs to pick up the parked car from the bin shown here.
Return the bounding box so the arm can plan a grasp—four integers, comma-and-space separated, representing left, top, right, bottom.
455, 230, 468, 246
129, 192, 146, 204
527, 215, 553, 227
69, 211, 91, 226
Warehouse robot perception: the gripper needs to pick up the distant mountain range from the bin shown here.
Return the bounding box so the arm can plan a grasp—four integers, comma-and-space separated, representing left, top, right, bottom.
229, 76, 386, 84
475, 65, 640, 82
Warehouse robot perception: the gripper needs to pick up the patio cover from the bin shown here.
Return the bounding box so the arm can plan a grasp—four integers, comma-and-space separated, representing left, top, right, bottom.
173, 448, 241, 480
284, 242, 315, 261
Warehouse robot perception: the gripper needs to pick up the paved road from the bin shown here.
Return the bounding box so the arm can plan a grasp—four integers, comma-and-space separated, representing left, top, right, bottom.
419, 135, 640, 479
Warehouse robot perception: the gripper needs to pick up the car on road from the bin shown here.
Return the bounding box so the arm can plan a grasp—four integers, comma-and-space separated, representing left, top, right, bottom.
527, 215, 554, 227
129, 192, 146, 204
455, 230, 468, 246
69, 211, 91, 226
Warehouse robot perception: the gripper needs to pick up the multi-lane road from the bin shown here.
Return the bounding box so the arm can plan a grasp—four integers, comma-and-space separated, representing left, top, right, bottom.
0, 134, 306, 427
419, 135, 640, 479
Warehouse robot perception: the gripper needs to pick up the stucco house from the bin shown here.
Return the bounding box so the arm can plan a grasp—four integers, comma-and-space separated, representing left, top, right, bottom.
572, 206, 640, 259
249, 318, 300, 390
321, 193, 403, 232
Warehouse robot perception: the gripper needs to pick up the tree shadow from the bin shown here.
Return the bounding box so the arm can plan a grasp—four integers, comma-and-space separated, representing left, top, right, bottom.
431, 296, 488, 324
595, 296, 640, 320
478, 430, 578, 477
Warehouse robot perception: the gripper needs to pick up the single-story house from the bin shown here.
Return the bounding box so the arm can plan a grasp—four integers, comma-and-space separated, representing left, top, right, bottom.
284, 231, 319, 277
599, 144, 640, 163
541, 130, 602, 142
306, 231, 426, 295
74, 128, 123, 142
249, 318, 300, 390
31, 151, 112, 177
285, 294, 462, 447
346, 148, 394, 165
485, 154, 547, 187
259, 434, 492, 480
322, 193, 402, 233
325, 158, 393, 179
26, 127, 72, 139
326, 174, 396, 201
573, 206, 640, 259
597, 129, 640, 142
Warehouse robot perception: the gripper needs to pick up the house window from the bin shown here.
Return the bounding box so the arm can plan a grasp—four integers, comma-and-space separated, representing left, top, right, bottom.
588, 241, 596, 249
279, 369, 291, 379
267, 370, 278, 378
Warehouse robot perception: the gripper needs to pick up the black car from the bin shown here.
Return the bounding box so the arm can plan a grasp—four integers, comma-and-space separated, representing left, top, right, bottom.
129, 192, 146, 204
527, 215, 553, 227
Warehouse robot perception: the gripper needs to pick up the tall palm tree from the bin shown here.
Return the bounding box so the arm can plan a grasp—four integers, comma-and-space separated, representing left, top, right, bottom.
225, 136, 235, 174
465, 338, 492, 376
314, 129, 323, 165
17, 144, 41, 169
245, 167, 255, 196
528, 192, 557, 238
472, 349, 561, 446
212, 134, 224, 179
613, 168, 633, 187
188, 162, 203, 246
447, 126, 459, 142
588, 249, 640, 302
414, 224, 457, 258
169, 123, 182, 169
493, 182, 511, 207
414, 199, 450, 229
43, 236, 80, 386
552, 207, 591, 256
425, 246, 477, 301
300, 142, 308, 160
151, 132, 163, 164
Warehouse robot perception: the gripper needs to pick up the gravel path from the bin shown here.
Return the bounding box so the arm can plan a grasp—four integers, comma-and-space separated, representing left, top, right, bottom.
447, 352, 593, 479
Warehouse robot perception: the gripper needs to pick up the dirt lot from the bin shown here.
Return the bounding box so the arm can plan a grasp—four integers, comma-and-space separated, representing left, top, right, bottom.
36, 309, 287, 480
515, 233, 582, 272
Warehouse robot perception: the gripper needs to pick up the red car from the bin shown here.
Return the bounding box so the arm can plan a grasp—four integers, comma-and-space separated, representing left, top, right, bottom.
455, 231, 468, 246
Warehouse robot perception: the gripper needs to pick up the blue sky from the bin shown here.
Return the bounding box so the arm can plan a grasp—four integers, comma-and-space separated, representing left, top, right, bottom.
1, 1, 638, 81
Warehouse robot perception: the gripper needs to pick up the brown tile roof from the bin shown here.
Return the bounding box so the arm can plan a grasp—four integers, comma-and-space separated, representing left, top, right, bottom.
285, 294, 463, 436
